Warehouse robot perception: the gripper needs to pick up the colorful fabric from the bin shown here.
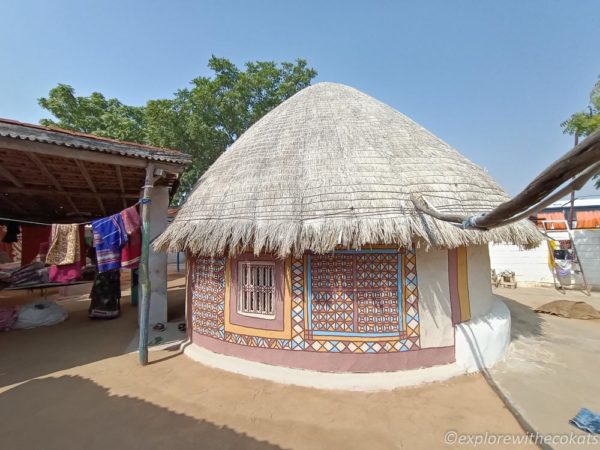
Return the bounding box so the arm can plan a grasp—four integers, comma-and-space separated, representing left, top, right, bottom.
91, 215, 128, 273
89, 270, 121, 319
46, 224, 80, 265
49, 261, 81, 283
20, 225, 51, 266
570, 408, 600, 434
0, 308, 17, 331
121, 229, 141, 270
120, 206, 141, 235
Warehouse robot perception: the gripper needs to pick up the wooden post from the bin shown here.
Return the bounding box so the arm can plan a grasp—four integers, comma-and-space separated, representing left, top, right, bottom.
138, 163, 155, 365
568, 134, 579, 228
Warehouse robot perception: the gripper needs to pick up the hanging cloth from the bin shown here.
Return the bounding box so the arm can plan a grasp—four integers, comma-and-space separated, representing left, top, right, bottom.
91, 214, 128, 273
1, 222, 20, 243
49, 261, 82, 284
120, 205, 141, 235
121, 229, 141, 270
46, 224, 80, 266
21, 225, 51, 266
88, 270, 121, 319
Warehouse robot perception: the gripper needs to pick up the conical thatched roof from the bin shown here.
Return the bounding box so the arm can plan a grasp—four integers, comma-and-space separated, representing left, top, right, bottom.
156, 82, 541, 257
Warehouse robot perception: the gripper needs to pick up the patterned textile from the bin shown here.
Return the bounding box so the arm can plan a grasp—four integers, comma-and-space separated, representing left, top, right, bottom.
120, 206, 141, 235
91, 215, 128, 273
45, 224, 80, 266
570, 408, 600, 434
49, 261, 81, 283
121, 229, 141, 270
89, 270, 121, 319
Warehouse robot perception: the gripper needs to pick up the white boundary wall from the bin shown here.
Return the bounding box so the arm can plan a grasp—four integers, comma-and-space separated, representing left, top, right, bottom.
489, 229, 600, 289
573, 229, 600, 287
489, 243, 553, 286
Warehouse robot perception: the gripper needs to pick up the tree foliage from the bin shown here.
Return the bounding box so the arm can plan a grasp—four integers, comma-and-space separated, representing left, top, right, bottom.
38, 56, 317, 203
561, 75, 600, 187
39, 84, 146, 142
561, 75, 600, 137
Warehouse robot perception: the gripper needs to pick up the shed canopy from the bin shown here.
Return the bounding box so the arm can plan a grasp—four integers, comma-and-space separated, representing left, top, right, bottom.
156, 82, 541, 257
0, 119, 192, 222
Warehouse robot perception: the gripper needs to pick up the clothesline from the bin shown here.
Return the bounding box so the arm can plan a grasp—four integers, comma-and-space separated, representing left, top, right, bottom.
0, 200, 141, 227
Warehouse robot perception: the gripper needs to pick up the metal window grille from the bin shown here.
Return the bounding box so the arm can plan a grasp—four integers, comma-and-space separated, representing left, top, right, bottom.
238, 261, 276, 317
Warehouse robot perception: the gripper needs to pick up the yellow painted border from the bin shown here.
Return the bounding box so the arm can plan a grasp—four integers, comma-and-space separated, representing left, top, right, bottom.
224, 257, 292, 339
457, 247, 471, 322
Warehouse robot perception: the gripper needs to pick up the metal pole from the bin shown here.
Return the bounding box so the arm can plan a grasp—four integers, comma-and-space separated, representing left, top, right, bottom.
568, 134, 579, 228
138, 163, 155, 366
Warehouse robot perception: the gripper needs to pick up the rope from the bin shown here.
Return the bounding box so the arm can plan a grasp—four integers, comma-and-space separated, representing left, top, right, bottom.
0, 200, 141, 227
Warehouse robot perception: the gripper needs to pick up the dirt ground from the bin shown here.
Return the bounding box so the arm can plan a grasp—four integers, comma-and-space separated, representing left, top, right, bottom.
491, 286, 600, 450
0, 274, 541, 450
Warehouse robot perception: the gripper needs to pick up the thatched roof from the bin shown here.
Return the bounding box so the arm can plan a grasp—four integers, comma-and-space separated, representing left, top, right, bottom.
156, 82, 542, 257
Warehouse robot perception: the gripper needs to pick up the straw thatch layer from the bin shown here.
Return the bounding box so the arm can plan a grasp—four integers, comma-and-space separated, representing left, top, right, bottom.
156, 82, 542, 257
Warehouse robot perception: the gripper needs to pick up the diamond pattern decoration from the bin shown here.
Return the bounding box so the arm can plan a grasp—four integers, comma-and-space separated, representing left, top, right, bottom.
190, 248, 421, 354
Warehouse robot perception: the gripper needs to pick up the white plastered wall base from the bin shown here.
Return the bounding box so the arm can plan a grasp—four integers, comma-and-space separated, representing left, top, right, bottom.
454, 297, 511, 373
184, 343, 467, 391
182, 296, 511, 391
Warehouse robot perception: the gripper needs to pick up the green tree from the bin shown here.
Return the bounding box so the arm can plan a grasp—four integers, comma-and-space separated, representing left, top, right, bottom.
38, 84, 146, 142
145, 57, 316, 199
561, 75, 600, 137
561, 75, 600, 187
38, 57, 317, 203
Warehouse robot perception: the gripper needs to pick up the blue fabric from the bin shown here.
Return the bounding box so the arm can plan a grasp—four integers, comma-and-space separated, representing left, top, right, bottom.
570, 408, 600, 434
91, 214, 128, 273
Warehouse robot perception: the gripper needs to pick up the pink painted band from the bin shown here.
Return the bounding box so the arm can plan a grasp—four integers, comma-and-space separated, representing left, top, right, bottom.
193, 331, 454, 373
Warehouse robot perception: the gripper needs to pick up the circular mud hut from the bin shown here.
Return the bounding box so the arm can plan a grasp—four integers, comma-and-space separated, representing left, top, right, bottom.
156, 82, 540, 382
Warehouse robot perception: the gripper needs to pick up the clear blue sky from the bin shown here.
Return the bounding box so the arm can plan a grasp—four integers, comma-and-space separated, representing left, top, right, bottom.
1, 0, 598, 197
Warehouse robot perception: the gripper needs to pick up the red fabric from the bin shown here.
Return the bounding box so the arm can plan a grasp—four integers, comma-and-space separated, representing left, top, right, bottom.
78, 225, 86, 263
120, 206, 141, 235
21, 225, 85, 267
121, 229, 141, 269
21, 225, 51, 266
49, 261, 82, 283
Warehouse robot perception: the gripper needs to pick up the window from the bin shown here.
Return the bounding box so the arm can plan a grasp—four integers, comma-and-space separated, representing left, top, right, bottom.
238, 261, 276, 318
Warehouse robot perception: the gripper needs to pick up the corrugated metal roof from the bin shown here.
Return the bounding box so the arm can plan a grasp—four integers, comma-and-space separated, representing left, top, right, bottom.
0, 118, 192, 165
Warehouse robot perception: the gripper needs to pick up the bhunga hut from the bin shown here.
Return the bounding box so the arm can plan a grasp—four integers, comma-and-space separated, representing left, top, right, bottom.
156, 83, 541, 377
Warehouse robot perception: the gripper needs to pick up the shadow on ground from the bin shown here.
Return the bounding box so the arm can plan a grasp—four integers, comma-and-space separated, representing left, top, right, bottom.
0, 277, 187, 388
0, 375, 281, 450
495, 294, 544, 340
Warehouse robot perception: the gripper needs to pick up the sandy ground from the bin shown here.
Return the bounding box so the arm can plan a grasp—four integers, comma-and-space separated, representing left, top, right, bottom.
0, 273, 537, 450
490, 286, 600, 450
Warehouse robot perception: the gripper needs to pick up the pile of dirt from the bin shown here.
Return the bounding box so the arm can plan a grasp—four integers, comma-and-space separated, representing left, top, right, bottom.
535, 300, 600, 320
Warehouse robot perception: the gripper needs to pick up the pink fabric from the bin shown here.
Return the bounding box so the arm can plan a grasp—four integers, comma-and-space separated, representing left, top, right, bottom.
120, 206, 141, 235
121, 229, 141, 270
49, 261, 82, 283
0, 308, 17, 331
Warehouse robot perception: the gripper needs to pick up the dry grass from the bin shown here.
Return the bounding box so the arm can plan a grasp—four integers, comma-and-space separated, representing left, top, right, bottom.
156, 82, 541, 257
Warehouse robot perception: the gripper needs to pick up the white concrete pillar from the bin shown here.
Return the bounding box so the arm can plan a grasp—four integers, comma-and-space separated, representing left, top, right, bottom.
148, 185, 169, 324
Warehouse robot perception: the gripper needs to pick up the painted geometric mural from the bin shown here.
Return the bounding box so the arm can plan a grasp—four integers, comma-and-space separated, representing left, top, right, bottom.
307, 251, 401, 336
190, 248, 420, 354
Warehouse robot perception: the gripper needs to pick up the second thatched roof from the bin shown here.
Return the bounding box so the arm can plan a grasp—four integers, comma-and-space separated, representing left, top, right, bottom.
155, 82, 542, 257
